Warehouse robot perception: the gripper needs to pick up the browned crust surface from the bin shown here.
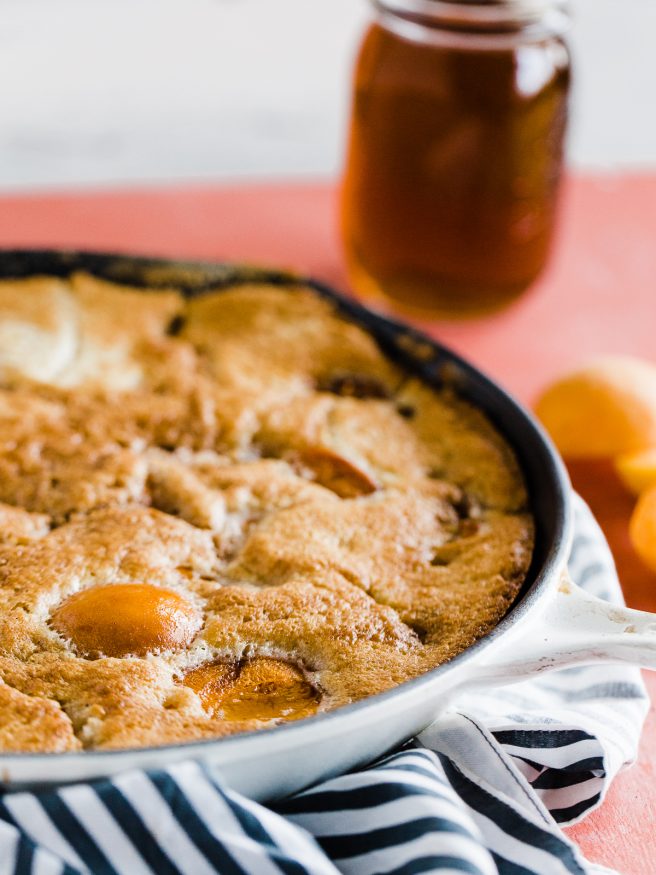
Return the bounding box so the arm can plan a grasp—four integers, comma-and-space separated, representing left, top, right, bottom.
0, 273, 533, 751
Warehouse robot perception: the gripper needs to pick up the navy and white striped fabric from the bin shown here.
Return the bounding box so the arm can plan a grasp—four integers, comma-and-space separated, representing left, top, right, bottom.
0, 495, 648, 875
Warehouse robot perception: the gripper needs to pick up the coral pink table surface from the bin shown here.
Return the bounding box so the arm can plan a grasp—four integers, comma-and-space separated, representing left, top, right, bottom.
0, 175, 654, 873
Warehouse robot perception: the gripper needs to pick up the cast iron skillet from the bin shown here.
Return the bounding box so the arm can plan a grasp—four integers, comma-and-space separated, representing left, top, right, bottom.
0, 246, 571, 599
0, 249, 576, 794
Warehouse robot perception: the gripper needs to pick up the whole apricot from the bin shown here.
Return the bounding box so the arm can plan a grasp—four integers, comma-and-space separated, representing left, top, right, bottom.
535, 357, 656, 458
630, 485, 656, 573
615, 448, 656, 495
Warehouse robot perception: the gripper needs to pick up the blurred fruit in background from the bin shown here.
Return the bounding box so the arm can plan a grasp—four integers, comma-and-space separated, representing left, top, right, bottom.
536, 356, 656, 572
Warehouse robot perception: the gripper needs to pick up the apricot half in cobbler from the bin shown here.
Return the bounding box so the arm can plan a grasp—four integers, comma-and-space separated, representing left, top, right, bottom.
51, 583, 202, 658
182, 657, 320, 722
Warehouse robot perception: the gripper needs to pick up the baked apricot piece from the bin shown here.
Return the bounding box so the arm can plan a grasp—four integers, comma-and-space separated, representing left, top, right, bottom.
535, 357, 656, 458
630, 486, 656, 573
183, 657, 319, 722
51, 583, 202, 658
298, 448, 377, 498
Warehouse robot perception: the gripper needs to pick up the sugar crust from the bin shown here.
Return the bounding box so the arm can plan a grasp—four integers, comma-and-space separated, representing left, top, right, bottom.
0, 273, 533, 751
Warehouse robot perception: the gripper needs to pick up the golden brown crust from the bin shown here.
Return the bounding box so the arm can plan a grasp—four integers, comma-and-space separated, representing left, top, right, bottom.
0, 681, 80, 752
0, 274, 534, 751
0, 503, 49, 546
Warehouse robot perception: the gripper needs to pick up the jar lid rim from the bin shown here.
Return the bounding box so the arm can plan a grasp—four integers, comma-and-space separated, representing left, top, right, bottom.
374, 0, 569, 27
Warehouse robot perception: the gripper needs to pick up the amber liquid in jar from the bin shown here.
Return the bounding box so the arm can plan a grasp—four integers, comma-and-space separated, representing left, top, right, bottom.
341, 5, 571, 317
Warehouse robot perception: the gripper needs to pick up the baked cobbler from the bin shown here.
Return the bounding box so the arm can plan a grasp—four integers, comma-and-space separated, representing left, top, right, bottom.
0, 272, 533, 752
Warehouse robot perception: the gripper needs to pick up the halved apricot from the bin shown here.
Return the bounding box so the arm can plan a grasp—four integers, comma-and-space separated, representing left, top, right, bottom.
630, 486, 656, 574
183, 657, 319, 722
615, 448, 656, 496
51, 583, 202, 658
535, 357, 656, 458
298, 448, 377, 498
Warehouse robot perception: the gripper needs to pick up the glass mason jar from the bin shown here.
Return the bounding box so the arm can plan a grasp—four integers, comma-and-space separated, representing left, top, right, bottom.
341, 0, 571, 318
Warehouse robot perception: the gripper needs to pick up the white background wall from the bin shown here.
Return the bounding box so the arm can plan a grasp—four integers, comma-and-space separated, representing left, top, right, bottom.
1, 0, 655, 191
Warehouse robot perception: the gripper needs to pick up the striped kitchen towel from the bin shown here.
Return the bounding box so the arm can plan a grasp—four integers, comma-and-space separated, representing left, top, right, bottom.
0, 495, 648, 875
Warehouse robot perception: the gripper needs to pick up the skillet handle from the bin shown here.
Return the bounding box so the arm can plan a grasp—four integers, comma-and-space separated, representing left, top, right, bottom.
467, 572, 656, 685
